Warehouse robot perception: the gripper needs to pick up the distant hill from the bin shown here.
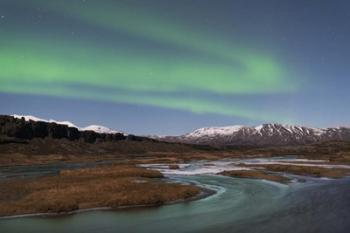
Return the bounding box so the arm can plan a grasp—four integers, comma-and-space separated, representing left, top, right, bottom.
1, 115, 350, 165
159, 124, 350, 147
1, 115, 139, 143
0, 115, 214, 158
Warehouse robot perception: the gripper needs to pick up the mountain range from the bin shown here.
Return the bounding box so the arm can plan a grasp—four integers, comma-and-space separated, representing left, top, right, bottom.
5, 114, 350, 147
158, 124, 350, 147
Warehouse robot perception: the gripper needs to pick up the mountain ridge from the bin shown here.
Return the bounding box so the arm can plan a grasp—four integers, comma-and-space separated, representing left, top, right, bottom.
11, 114, 125, 135
5, 114, 350, 147
1, 115, 140, 144
158, 123, 350, 147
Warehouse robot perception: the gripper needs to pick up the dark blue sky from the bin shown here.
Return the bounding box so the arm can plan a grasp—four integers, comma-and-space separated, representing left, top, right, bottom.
0, 0, 349, 135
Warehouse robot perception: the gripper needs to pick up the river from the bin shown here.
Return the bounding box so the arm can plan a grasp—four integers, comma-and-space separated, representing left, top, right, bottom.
0, 175, 350, 233
1, 172, 350, 233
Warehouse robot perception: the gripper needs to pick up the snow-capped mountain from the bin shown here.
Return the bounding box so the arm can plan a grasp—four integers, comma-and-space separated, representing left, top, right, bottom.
81, 125, 125, 135
186, 125, 245, 138
12, 114, 77, 128
12, 114, 47, 123
160, 124, 350, 147
11, 114, 124, 135
11, 115, 350, 147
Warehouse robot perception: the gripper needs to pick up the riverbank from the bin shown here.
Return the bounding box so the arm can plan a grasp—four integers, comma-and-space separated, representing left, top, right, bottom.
219, 170, 290, 183
142, 158, 350, 184
0, 164, 200, 217
2, 175, 350, 233
241, 163, 350, 178
2, 138, 350, 167
1, 157, 350, 219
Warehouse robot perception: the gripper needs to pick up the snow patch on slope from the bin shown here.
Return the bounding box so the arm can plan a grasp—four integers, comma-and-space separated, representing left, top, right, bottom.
12, 114, 46, 123
185, 124, 328, 138
186, 125, 245, 138
11, 114, 123, 134
81, 125, 123, 134
49, 120, 77, 128
12, 114, 77, 128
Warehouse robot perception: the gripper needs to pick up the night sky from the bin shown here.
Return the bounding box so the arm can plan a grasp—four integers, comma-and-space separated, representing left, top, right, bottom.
0, 0, 349, 135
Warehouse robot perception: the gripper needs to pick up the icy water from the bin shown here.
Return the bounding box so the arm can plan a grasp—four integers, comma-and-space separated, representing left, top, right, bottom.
1, 158, 350, 233
1, 175, 350, 233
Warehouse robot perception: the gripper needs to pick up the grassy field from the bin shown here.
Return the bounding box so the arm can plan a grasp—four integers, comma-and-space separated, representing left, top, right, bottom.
1, 136, 350, 217
241, 164, 350, 178
219, 170, 290, 183
0, 164, 200, 217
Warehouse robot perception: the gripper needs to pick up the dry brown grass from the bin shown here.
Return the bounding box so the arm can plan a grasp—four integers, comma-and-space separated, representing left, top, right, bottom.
220, 170, 289, 183
246, 164, 350, 178
0, 165, 199, 217
60, 164, 163, 178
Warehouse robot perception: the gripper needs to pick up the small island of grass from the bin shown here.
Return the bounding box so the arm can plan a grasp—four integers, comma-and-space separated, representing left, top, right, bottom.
0, 164, 200, 217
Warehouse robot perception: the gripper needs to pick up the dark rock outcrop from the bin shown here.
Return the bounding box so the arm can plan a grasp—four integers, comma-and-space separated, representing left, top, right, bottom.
0, 115, 139, 144
32, 121, 49, 138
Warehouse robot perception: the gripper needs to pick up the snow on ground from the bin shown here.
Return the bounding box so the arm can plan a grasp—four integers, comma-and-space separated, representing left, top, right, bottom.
186, 125, 244, 138
141, 157, 350, 176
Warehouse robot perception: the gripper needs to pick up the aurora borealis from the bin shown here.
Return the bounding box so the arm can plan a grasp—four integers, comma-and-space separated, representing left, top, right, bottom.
1, 0, 349, 134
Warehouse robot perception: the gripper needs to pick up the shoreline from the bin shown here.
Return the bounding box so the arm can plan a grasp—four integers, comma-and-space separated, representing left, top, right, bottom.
0, 185, 215, 220
1, 167, 349, 220
0, 164, 201, 218
2, 156, 350, 219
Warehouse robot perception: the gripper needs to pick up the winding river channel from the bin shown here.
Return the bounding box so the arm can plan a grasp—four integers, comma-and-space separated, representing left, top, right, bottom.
1, 158, 350, 233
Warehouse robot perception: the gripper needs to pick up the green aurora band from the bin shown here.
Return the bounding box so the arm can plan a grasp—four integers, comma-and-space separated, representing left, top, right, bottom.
0, 0, 297, 121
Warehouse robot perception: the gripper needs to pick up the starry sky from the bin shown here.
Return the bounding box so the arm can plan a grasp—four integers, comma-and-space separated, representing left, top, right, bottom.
0, 0, 349, 135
